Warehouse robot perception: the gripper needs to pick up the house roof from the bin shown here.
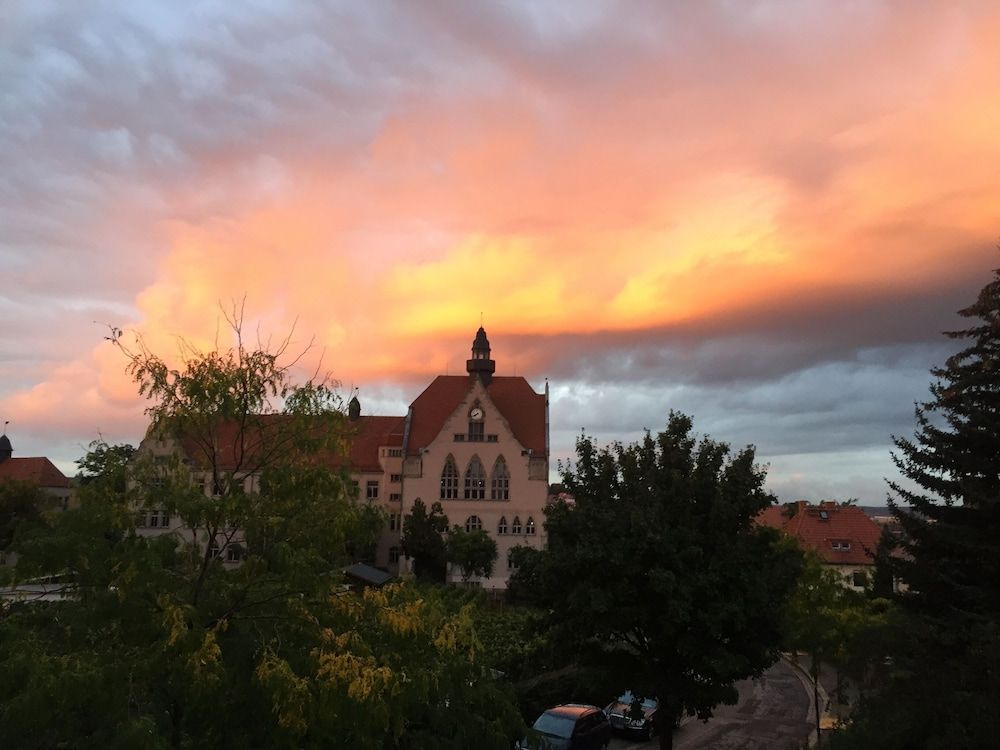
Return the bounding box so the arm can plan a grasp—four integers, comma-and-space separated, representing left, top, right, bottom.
343, 562, 394, 587
346, 416, 404, 472
404, 375, 546, 456
169, 413, 404, 475
0, 457, 70, 489
757, 501, 883, 566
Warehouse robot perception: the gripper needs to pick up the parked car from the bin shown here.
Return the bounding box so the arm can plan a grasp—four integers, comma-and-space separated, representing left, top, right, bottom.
516, 704, 612, 750
604, 690, 659, 740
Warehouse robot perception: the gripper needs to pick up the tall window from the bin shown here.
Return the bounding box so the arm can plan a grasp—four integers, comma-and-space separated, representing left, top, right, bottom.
468, 420, 485, 441
490, 456, 510, 500
366, 480, 379, 500
498, 516, 508, 535
389, 546, 401, 564
440, 455, 459, 499
512, 516, 522, 534
526, 517, 536, 535
465, 515, 483, 532
464, 456, 486, 500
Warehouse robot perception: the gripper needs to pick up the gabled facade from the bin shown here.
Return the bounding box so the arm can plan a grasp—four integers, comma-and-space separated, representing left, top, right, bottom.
757, 500, 884, 590
396, 329, 549, 588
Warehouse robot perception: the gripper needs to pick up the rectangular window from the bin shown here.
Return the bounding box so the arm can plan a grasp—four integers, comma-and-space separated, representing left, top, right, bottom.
852, 571, 866, 588
389, 546, 401, 564
389, 493, 401, 502
468, 422, 485, 442
454, 433, 466, 442
389, 513, 402, 532
487, 434, 498, 443
149, 510, 161, 528
226, 545, 242, 562
366, 481, 380, 500
390, 473, 401, 483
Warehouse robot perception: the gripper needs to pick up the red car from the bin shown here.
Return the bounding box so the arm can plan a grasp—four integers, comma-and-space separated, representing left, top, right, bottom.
517, 704, 612, 750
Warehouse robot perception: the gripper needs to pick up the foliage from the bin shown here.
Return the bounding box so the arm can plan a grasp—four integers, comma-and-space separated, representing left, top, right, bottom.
510, 412, 803, 750
0, 319, 522, 749
401, 498, 449, 582
835, 265, 1000, 749
74, 440, 136, 490
446, 526, 498, 581
782, 551, 893, 743
0, 480, 48, 558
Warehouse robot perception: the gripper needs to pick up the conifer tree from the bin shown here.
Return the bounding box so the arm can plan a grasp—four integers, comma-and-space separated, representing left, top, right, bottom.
838, 265, 1000, 749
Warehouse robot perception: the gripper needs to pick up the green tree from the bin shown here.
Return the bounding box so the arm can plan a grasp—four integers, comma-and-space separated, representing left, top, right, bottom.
446, 526, 498, 582
0, 319, 522, 749
0, 480, 47, 562
783, 552, 866, 745
401, 498, 449, 582
834, 265, 1000, 749
511, 413, 803, 750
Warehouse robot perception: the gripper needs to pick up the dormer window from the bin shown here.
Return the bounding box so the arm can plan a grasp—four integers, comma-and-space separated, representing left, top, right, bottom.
831, 540, 852, 551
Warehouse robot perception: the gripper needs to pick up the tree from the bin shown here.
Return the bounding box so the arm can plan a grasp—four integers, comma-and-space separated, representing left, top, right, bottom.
0, 317, 523, 749
0, 480, 47, 562
401, 498, 449, 582
782, 552, 872, 745
510, 413, 803, 750
446, 526, 498, 581
834, 265, 1000, 749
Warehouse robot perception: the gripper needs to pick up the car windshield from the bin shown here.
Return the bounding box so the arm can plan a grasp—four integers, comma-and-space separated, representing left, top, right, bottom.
533, 712, 577, 738
616, 691, 657, 710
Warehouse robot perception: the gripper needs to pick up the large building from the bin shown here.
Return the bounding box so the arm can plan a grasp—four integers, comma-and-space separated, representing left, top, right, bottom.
133, 327, 549, 590
350, 327, 550, 588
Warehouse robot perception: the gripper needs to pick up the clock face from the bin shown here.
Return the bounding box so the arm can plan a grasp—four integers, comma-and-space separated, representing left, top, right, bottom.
470, 407, 484, 421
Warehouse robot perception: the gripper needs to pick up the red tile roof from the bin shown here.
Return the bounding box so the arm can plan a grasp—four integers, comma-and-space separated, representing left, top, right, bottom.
346, 416, 404, 472
757, 501, 883, 566
0, 457, 70, 489
404, 375, 546, 456
172, 414, 404, 474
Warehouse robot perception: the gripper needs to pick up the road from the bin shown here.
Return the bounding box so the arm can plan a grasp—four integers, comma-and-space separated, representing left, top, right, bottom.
609, 659, 814, 750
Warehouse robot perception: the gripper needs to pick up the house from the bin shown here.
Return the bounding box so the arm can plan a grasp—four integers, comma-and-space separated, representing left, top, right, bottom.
0, 432, 73, 566
132, 327, 550, 590
757, 501, 884, 590
0, 433, 72, 509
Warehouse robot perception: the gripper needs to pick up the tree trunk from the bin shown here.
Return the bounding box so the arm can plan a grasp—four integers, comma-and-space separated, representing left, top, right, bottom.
811, 655, 821, 747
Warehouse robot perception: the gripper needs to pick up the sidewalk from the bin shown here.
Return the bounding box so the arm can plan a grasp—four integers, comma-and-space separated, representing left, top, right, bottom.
786, 653, 858, 742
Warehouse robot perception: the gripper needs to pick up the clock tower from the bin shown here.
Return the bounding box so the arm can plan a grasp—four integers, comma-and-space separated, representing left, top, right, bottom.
466, 326, 496, 385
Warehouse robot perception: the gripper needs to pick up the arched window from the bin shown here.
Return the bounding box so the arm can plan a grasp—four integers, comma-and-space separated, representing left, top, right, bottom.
440, 455, 459, 499
490, 456, 510, 500
465, 515, 483, 532
526, 517, 536, 535
464, 456, 486, 500
498, 516, 508, 535
511, 516, 522, 535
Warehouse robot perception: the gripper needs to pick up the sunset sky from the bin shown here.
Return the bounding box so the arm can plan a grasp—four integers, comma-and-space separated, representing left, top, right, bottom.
2, 1, 999, 501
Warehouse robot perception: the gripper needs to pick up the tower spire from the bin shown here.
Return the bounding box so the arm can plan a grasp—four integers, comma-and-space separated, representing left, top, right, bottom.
466, 326, 496, 385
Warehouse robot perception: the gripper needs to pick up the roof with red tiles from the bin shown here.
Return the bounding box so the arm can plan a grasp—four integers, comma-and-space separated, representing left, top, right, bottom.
346, 415, 405, 472
404, 375, 546, 456
757, 501, 883, 566
0, 457, 71, 489
171, 413, 404, 475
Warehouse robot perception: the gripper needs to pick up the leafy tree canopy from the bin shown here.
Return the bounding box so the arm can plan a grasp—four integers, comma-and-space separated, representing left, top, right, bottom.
446, 526, 498, 581
401, 498, 449, 583
510, 412, 803, 750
